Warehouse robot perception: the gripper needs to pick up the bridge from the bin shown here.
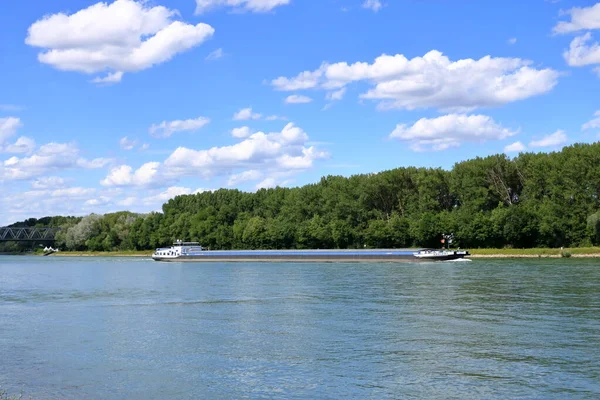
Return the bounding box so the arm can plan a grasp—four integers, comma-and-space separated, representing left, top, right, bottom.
0, 227, 60, 241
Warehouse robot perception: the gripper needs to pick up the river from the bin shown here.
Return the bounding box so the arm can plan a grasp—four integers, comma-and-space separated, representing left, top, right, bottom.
1, 256, 599, 399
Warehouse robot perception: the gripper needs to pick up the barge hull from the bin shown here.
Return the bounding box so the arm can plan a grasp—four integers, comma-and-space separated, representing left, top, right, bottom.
153, 253, 468, 263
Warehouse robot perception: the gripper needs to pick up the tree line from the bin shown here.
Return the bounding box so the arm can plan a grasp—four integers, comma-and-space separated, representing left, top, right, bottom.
3, 142, 600, 252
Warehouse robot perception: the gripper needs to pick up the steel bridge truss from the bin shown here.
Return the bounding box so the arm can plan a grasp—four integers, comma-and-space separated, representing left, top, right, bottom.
0, 227, 60, 241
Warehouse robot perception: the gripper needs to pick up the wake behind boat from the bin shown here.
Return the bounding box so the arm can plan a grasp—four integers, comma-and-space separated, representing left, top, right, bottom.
152, 241, 470, 262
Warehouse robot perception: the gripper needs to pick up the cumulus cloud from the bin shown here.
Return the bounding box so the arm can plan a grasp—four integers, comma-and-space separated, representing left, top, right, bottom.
195, 0, 290, 14
326, 88, 346, 101
271, 51, 559, 111
32, 176, 68, 189
149, 117, 210, 138
0, 117, 22, 143
230, 126, 253, 138
25, 0, 214, 82
143, 186, 208, 204
91, 71, 124, 85
529, 130, 567, 148
101, 162, 164, 187
118, 197, 137, 207
227, 169, 263, 186
553, 3, 600, 34
0, 184, 134, 225
3, 137, 36, 154
101, 122, 328, 188
1, 142, 111, 181
563, 33, 600, 67
256, 177, 277, 190
165, 123, 316, 171
285, 94, 313, 104
583, 110, 600, 130
120, 136, 137, 150
233, 107, 262, 121
504, 141, 526, 153
362, 0, 383, 12
389, 114, 517, 151
554, 4, 600, 75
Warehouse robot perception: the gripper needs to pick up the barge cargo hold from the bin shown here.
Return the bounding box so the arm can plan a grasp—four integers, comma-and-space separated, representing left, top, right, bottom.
152, 241, 470, 262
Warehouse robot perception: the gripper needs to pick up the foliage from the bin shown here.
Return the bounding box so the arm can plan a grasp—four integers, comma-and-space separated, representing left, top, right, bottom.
4, 142, 600, 252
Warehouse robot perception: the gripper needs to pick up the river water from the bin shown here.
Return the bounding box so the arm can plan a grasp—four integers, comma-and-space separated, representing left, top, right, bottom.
0, 256, 599, 399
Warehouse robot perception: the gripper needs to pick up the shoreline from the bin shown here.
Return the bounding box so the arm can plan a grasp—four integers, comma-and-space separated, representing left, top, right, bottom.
22, 247, 600, 259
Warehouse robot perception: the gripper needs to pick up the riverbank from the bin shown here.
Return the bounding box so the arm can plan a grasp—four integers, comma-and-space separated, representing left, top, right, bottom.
38, 247, 600, 258
469, 247, 600, 258
47, 250, 150, 257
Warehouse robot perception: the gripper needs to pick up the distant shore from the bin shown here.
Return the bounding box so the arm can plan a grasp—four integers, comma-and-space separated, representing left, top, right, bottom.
33, 247, 600, 259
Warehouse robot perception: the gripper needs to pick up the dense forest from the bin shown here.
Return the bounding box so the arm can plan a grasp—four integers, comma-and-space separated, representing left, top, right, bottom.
3, 143, 600, 252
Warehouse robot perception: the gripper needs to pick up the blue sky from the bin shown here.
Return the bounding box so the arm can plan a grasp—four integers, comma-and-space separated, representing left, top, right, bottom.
1, 0, 600, 225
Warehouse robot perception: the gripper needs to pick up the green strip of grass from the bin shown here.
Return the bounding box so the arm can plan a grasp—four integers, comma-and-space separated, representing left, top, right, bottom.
48, 250, 151, 257
470, 247, 600, 256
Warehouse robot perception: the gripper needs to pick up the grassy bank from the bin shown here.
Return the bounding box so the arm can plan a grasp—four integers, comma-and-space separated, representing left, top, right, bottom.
469, 247, 600, 258
47, 250, 151, 257
38, 247, 600, 258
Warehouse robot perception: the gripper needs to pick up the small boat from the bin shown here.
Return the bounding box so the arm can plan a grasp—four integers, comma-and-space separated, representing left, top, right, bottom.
151, 241, 470, 262
413, 249, 470, 261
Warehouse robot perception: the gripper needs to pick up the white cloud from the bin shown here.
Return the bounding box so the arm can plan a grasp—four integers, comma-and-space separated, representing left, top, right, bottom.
271, 51, 559, 111
508, 37, 517, 45
231, 126, 253, 138
504, 141, 526, 153
389, 114, 517, 152
85, 196, 112, 206
256, 177, 277, 190
26, 0, 214, 82
100, 162, 163, 187
53, 187, 97, 198
0, 117, 22, 143
206, 48, 224, 60
529, 130, 567, 148
233, 107, 262, 120
271, 68, 325, 91
553, 3, 600, 34
91, 71, 124, 84
326, 87, 346, 101
228, 169, 263, 186
362, 0, 383, 12
563, 33, 600, 67
583, 110, 600, 130
149, 117, 210, 138
276, 146, 329, 169
285, 94, 313, 104
143, 186, 211, 207
32, 176, 68, 189
0, 184, 139, 225
3, 137, 36, 154
165, 123, 312, 171
100, 123, 328, 189
120, 136, 137, 150
1, 142, 111, 181
118, 197, 137, 207
195, 0, 290, 14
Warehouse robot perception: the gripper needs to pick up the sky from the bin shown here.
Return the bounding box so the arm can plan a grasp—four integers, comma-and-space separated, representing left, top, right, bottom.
1, 0, 600, 225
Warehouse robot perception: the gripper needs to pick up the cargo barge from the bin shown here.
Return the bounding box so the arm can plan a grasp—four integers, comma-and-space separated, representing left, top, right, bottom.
151, 241, 470, 262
